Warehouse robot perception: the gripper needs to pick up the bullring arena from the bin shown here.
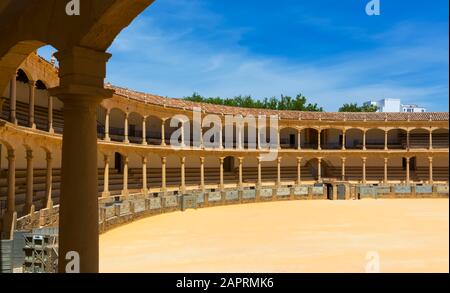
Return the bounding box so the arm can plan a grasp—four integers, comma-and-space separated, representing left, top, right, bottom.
0, 1, 448, 273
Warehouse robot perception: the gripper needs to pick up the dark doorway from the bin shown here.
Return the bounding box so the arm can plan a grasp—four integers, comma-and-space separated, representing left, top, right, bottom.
114, 152, 123, 173
326, 184, 333, 200
289, 134, 295, 147
224, 157, 234, 172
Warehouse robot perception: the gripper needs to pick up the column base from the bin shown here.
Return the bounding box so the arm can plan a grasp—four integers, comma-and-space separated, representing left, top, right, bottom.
22, 203, 35, 216
121, 190, 129, 197
101, 191, 111, 198
46, 198, 53, 209
104, 137, 111, 142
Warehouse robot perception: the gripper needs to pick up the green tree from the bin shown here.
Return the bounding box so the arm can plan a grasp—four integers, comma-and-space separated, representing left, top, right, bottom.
339, 102, 378, 112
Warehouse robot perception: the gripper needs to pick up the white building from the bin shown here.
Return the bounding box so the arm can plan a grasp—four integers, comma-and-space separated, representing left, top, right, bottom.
364, 99, 426, 113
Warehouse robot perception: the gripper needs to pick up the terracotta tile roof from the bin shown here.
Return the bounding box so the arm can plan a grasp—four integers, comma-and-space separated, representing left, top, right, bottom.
108, 85, 449, 121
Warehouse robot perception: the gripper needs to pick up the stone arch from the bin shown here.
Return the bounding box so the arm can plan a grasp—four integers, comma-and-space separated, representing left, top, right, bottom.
146, 115, 163, 145
300, 128, 319, 149
432, 128, 449, 149
365, 128, 385, 149
345, 128, 364, 149
109, 108, 126, 142
387, 128, 407, 149
280, 127, 298, 149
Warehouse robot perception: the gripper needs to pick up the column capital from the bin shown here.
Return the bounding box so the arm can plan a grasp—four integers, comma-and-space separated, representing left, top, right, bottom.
46, 152, 53, 162
7, 149, 15, 159
219, 157, 225, 164
384, 157, 388, 163
26, 149, 33, 160
428, 156, 433, 162
180, 156, 186, 164
341, 157, 346, 162
124, 156, 129, 164
142, 156, 147, 164
104, 154, 110, 163
277, 156, 282, 163
296, 157, 302, 162
238, 157, 244, 163
161, 156, 167, 164
200, 157, 205, 163
362, 157, 367, 162
28, 80, 36, 87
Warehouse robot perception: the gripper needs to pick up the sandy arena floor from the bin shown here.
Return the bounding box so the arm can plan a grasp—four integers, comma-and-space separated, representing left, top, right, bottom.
99, 199, 449, 273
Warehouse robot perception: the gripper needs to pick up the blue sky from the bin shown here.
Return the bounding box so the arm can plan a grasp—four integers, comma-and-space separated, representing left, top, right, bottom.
39, 0, 449, 111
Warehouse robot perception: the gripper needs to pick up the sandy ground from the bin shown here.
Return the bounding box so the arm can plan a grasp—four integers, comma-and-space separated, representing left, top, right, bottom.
99, 199, 449, 273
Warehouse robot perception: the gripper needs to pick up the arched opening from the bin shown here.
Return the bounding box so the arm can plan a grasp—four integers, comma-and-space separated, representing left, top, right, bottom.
432, 128, 449, 149
109, 108, 126, 142
144, 116, 162, 145
409, 128, 430, 149
387, 128, 407, 149
300, 128, 318, 149
345, 128, 364, 149
304, 158, 333, 181
365, 128, 385, 149
365, 157, 385, 183
280, 127, 298, 149
322, 129, 343, 150
128, 112, 143, 144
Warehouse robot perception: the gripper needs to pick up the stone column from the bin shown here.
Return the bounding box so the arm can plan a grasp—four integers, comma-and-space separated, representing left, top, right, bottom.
45, 152, 53, 208
317, 129, 322, 150
7, 149, 16, 213
296, 157, 302, 185
237, 125, 243, 149
257, 157, 262, 187
10, 75, 17, 124
124, 113, 129, 143
161, 156, 167, 192
104, 109, 110, 141
219, 126, 223, 149
362, 157, 367, 184
384, 157, 388, 184
142, 156, 148, 195
277, 157, 282, 186
200, 157, 205, 189
180, 156, 186, 193
122, 155, 129, 196
48, 46, 114, 273
219, 157, 224, 190
362, 130, 367, 150
384, 130, 388, 150
142, 116, 147, 145
102, 154, 110, 197
429, 130, 433, 150
317, 157, 322, 181
257, 123, 262, 150
342, 129, 346, 150
428, 157, 433, 183
341, 157, 346, 181
406, 157, 410, 184
297, 129, 302, 150
48, 95, 54, 133
406, 130, 410, 150
238, 157, 243, 187
24, 150, 34, 214
3, 149, 16, 239
161, 119, 166, 146
277, 127, 281, 149
28, 80, 36, 128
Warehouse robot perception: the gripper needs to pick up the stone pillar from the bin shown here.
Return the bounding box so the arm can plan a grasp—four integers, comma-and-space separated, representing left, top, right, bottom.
342, 129, 346, 150
277, 157, 282, 186
142, 156, 148, 195
317, 129, 321, 150
277, 127, 281, 149
28, 80, 36, 128
257, 123, 262, 150
102, 154, 110, 197
219, 126, 223, 149
362, 130, 367, 150
180, 156, 186, 193
238, 157, 243, 187
10, 75, 17, 124
429, 130, 433, 150
296, 157, 302, 185
48, 95, 54, 133
428, 157, 433, 184
104, 109, 110, 141
142, 117, 147, 145
384, 130, 388, 150
406, 130, 410, 150
122, 155, 129, 196
297, 129, 301, 150
219, 157, 224, 190
317, 157, 322, 181
200, 157, 205, 189
161, 156, 167, 192
362, 157, 367, 184
161, 119, 166, 146
24, 150, 34, 214
48, 46, 114, 273
406, 157, 410, 184
257, 157, 262, 187
384, 157, 388, 184
3, 149, 16, 239
45, 152, 53, 208
237, 125, 243, 149
7, 149, 16, 213
341, 157, 346, 181
124, 113, 129, 143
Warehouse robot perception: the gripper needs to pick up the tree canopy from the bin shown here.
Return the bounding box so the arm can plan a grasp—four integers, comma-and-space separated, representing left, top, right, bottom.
183, 93, 324, 112
338, 103, 378, 112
